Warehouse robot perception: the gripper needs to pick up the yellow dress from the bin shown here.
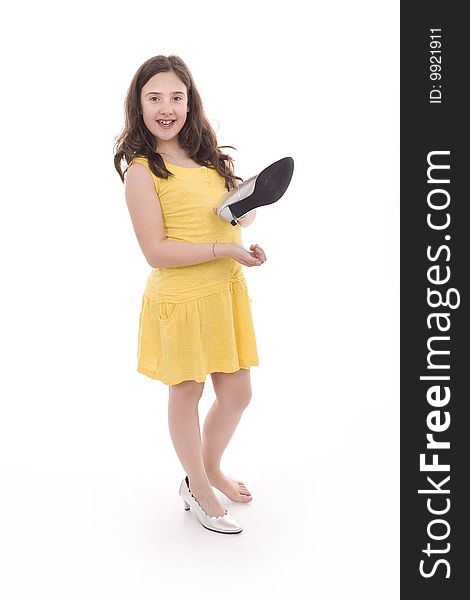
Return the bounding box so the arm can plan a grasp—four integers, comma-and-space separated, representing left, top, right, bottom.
130, 155, 259, 386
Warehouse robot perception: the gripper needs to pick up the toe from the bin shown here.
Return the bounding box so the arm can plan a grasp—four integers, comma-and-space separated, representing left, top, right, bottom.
239, 485, 251, 496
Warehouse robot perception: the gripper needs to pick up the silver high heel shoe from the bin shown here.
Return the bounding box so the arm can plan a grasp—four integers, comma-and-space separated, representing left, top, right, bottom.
179, 476, 243, 534
215, 156, 294, 225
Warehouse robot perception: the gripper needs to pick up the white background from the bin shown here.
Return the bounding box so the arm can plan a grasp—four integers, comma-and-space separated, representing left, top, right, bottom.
0, 1, 399, 598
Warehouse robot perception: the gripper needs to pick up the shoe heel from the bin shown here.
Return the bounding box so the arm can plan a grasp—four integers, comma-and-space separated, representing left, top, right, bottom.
183, 499, 190, 511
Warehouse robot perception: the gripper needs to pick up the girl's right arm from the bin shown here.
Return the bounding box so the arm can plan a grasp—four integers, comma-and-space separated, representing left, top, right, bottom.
124, 162, 239, 268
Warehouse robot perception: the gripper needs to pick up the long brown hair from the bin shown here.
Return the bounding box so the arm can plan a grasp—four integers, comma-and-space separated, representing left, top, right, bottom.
113, 55, 242, 191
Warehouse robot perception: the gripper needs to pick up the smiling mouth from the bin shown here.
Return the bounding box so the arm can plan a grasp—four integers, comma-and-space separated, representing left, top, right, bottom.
157, 119, 176, 127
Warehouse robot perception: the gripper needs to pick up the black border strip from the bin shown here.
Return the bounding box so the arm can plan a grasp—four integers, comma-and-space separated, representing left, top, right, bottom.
401, 2, 469, 597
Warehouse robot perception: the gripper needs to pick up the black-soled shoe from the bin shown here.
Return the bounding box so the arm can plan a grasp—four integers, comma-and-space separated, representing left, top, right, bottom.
215, 156, 294, 225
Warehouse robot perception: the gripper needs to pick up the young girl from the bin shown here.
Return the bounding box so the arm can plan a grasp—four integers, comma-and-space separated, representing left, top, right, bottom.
114, 55, 266, 534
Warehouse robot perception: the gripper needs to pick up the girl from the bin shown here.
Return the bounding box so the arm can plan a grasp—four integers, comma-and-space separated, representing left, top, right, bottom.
114, 55, 266, 534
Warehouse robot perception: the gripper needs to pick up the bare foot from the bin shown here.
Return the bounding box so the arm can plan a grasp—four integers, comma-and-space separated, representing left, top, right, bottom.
207, 471, 252, 503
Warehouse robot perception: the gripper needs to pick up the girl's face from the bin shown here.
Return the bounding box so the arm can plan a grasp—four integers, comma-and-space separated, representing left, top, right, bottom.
140, 71, 189, 149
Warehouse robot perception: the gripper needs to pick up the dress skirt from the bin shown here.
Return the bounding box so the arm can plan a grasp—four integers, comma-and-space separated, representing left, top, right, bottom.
136, 274, 259, 385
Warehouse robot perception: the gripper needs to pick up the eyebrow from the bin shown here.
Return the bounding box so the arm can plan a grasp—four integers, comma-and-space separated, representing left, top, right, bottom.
145, 91, 186, 96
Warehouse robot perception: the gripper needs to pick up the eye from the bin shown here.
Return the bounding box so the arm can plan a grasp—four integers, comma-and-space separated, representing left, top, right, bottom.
149, 96, 160, 102
174, 96, 183, 101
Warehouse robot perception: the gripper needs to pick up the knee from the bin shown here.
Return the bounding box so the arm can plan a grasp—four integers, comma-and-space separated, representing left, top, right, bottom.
219, 389, 252, 411
240, 391, 252, 409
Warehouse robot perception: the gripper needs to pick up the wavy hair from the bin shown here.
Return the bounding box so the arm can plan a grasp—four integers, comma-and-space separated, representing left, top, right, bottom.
113, 55, 242, 191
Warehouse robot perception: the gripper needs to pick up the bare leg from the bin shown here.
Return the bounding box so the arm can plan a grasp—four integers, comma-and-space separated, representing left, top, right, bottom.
202, 368, 253, 502
167, 379, 226, 517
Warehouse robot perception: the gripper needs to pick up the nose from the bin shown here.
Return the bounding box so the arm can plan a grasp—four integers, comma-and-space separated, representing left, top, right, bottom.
159, 101, 174, 116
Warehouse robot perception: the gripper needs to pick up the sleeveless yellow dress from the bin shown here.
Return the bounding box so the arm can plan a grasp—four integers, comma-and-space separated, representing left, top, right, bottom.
130, 155, 259, 385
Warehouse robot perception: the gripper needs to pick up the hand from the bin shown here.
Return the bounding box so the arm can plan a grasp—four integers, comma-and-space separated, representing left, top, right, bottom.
249, 243, 266, 263
225, 242, 267, 267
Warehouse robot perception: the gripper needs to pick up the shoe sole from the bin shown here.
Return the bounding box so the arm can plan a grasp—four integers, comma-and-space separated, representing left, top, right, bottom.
200, 523, 243, 534
229, 156, 294, 219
